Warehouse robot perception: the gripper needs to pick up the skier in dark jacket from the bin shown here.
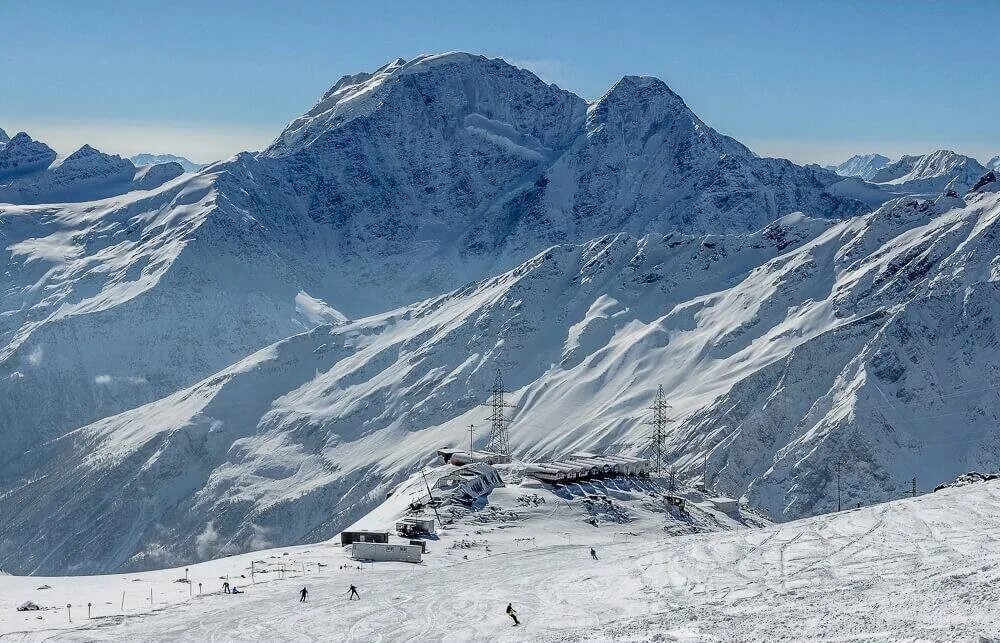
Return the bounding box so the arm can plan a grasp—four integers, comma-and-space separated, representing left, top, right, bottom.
590, 547, 598, 560
299, 587, 308, 602
348, 585, 360, 600
506, 603, 520, 626
222, 581, 230, 594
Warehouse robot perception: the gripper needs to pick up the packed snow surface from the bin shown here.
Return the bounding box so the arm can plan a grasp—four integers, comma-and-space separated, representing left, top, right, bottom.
1, 468, 999, 642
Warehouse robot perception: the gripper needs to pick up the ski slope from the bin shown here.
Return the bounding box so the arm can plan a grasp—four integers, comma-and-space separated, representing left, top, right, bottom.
2, 470, 1000, 642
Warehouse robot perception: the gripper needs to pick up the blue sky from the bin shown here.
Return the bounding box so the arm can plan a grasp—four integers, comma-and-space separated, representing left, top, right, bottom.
2, 1, 998, 164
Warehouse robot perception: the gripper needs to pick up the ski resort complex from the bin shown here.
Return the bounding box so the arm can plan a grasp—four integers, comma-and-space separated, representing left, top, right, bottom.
4, 3, 1000, 639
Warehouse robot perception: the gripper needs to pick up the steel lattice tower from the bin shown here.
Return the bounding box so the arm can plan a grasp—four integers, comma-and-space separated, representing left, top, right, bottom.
482, 370, 515, 456
645, 384, 672, 474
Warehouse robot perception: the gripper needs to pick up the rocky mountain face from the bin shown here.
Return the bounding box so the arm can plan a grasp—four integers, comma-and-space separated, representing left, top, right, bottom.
831, 153, 891, 180
1, 53, 987, 574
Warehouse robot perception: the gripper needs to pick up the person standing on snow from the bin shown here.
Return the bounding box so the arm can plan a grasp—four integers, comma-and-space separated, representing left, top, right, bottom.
222, 581, 231, 594
348, 585, 360, 600
299, 587, 308, 602
590, 547, 599, 560
506, 603, 520, 626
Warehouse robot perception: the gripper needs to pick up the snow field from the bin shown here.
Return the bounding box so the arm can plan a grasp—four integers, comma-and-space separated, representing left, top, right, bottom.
3, 471, 1000, 641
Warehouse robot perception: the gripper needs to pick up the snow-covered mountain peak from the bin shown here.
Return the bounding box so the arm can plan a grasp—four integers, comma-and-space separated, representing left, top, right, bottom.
0, 127, 9, 144
585, 73, 711, 137
265, 52, 581, 157
987, 155, 1000, 171
130, 153, 205, 173
64, 143, 102, 160
0, 132, 57, 179
831, 153, 891, 180
868, 149, 988, 195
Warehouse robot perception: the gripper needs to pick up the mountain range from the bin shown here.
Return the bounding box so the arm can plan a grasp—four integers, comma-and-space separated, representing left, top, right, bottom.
0, 133, 185, 204
130, 153, 206, 173
828, 153, 891, 180
1, 52, 998, 574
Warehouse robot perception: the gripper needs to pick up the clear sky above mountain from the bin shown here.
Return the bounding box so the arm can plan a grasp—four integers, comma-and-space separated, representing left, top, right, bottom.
3, 1, 997, 165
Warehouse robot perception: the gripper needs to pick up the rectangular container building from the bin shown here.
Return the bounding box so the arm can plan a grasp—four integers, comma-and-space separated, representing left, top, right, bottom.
351, 541, 423, 563
340, 530, 390, 546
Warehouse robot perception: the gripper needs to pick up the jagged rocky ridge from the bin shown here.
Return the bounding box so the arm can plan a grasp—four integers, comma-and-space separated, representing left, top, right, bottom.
0, 133, 184, 204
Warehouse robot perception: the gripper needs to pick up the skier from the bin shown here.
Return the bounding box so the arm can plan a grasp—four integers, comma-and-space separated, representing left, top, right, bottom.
222, 581, 230, 594
299, 587, 308, 603
231, 586, 243, 594
506, 602, 520, 626
348, 584, 360, 600
590, 547, 598, 560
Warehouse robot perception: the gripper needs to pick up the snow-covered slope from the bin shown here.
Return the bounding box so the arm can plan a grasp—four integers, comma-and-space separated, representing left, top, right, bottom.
0, 160, 355, 464
869, 149, 989, 195
831, 153, 891, 180
3, 471, 1000, 641
131, 153, 206, 173
5, 189, 1000, 574
0, 214, 821, 573
988, 155, 1000, 172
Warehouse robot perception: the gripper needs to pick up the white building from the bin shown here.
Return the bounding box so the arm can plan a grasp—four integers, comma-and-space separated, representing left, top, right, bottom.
351, 541, 423, 563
